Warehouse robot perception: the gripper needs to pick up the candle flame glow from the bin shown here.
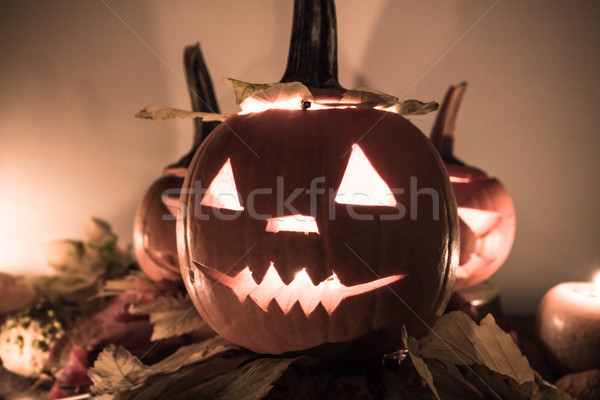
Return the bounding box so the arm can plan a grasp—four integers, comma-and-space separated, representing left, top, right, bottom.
594, 271, 600, 297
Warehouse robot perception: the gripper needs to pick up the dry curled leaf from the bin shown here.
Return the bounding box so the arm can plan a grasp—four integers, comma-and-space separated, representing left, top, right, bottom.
89, 336, 294, 400
337, 86, 399, 108
238, 81, 314, 113
222, 77, 272, 105
135, 104, 231, 121
402, 326, 440, 400
129, 296, 206, 341
419, 312, 535, 386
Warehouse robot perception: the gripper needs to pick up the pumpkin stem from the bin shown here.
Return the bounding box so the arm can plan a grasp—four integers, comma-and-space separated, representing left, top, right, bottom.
185, 43, 221, 149
280, 0, 342, 89
167, 44, 220, 171
430, 82, 467, 164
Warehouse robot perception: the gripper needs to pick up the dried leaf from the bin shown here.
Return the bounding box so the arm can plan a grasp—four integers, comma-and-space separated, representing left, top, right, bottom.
536, 374, 577, 400
89, 336, 257, 398
461, 364, 537, 399
337, 86, 399, 108
222, 77, 272, 104
121, 355, 296, 400
396, 99, 439, 115
149, 309, 197, 340
129, 296, 206, 341
426, 362, 482, 400
238, 82, 314, 113
402, 326, 440, 400
135, 104, 231, 121
96, 275, 138, 298
151, 337, 239, 373
192, 357, 297, 400
419, 312, 535, 386
89, 344, 153, 394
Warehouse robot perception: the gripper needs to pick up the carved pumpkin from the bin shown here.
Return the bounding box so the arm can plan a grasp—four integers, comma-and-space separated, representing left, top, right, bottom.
431, 82, 516, 291
134, 171, 185, 281
134, 44, 220, 281
177, 0, 458, 356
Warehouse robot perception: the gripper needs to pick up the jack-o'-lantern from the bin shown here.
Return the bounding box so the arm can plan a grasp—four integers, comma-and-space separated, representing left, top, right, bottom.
176, 0, 458, 356
134, 44, 220, 281
431, 82, 516, 291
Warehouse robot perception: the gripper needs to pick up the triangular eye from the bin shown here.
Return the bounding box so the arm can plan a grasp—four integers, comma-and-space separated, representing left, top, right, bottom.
457, 207, 502, 236
201, 158, 244, 211
335, 144, 397, 207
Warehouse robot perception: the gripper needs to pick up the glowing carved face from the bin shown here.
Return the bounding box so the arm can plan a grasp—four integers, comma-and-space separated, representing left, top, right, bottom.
196, 144, 406, 316
178, 108, 457, 356
448, 165, 516, 290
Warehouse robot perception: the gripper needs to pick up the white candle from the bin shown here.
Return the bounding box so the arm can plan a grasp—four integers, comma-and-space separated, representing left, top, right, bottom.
536, 273, 600, 374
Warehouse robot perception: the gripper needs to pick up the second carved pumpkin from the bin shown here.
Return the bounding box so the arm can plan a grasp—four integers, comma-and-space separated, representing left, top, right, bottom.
431, 82, 516, 291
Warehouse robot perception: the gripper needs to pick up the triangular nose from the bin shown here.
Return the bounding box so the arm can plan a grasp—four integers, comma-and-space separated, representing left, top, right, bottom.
335, 144, 397, 207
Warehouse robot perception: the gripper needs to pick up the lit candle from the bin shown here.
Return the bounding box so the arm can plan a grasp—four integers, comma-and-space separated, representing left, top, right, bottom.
536, 273, 600, 374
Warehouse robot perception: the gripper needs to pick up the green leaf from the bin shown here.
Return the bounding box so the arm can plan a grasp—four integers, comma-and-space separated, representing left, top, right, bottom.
420, 312, 535, 386
85, 218, 116, 250
222, 77, 272, 105
135, 104, 231, 121
41, 240, 85, 274
402, 326, 440, 400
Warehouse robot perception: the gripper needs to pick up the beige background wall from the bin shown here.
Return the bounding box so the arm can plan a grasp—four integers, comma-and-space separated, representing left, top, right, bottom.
1, 0, 598, 315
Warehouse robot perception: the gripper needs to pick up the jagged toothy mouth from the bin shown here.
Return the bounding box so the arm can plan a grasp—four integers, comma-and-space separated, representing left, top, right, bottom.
193, 261, 406, 316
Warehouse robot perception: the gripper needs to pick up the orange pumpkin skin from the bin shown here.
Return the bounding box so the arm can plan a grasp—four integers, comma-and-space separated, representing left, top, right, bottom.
133, 171, 184, 281
178, 108, 458, 356
448, 164, 516, 291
